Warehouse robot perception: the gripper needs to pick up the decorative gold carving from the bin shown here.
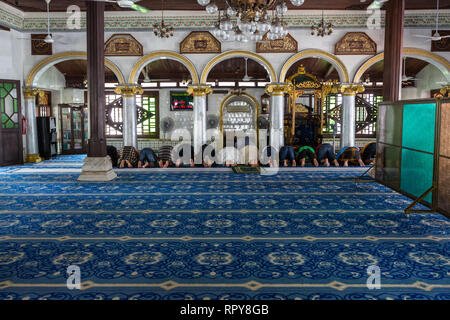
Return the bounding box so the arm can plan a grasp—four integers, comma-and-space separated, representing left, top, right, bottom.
187, 85, 213, 96
114, 84, 144, 97
439, 85, 450, 97
295, 104, 310, 113
256, 33, 297, 53
31, 34, 52, 55
105, 34, 143, 56
287, 65, 320, 84
23, 87, 45, 100
180, 31, 221, 54
265, 83, 293, 95
335, 32, 377, 55
295, 81, 322, 89
38, 91, 49, 105
25, 154, 43, 163
340, 84, 365, 95
297, 65, 306, 74
321, 80, 340, 98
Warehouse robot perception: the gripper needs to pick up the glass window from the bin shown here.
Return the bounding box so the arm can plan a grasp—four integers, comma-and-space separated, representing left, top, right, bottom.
105, 93, 122, 137
137, 92, 159, 138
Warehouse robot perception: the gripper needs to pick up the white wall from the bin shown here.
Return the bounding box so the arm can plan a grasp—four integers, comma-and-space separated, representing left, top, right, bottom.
15, 27, 449, 88
2, 9, 449, 152
401, 64, 447, 100
0, 29, 26, 156
35, 66, 66, 90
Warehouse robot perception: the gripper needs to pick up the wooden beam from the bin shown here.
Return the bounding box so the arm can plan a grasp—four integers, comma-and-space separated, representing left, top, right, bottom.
383, 0, 405, 102
86, 1, 106, 157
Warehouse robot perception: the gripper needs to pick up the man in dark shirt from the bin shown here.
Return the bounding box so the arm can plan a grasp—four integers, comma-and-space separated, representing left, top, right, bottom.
279, 146, 296, 167
138, 148, 157, 168
158, 145, 174, 168
174, 143, 195, 168
118, 146, 139, 168
316, 143, 339, 167
296, 146, 319, 167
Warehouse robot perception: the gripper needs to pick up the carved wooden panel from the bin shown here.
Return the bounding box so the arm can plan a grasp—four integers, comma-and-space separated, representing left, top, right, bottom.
180, 31, 221, 54
104, 34, 143, 56
431, 30, 450, 52
256, 33, 297, 53
31, 34, 52, 55
335, 32, 377, 55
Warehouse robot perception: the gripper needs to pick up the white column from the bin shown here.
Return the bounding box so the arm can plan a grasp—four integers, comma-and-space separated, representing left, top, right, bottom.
339, 84, 365, 148
115, 84, 142, 149
270, 94, 285, 150
188, 85, 212, 164
122, 96, 138, 148
340, 93, 356, 148
265, 83, 290, 152
23, 87, 42, 163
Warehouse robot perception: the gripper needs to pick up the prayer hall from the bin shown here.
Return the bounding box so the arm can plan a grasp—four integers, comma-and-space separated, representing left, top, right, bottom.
0, 0, 448, 302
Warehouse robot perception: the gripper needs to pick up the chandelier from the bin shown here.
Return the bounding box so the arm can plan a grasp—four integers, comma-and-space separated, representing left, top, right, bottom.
153, 0, 174, 38
311, 11, 333, 37
197, 0, 305, 42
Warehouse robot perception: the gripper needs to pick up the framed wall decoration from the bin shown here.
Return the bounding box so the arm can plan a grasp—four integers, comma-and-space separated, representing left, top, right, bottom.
335, 32, 377, 55
104, 34, 143, 56
256, 33, 297, 53
431, 30, 450, 52
31, 34, 53, 55
180, 31, 221, 54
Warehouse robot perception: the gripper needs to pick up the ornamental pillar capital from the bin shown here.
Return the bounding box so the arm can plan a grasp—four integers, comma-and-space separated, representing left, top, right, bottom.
23, 87, 44, 100
114, 84, 143, 97
440, 85, 449, 97
187, 84, 213, 97
321, 80, 340, 98
265, 83, 293, 96
340, 83, 365, 96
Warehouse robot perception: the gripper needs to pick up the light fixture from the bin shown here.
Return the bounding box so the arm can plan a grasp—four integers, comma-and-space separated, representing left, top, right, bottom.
197, 0, 211, 5
153, 0, 174, 38
290, 0, 304, 6
311, 10, 333, 37
206, 2, 219, 14
201, 0, 305, 43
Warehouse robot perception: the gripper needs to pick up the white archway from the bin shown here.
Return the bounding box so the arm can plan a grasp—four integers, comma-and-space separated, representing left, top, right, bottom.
129, 51, 199, 84
280, 49, 350, 83
353, 48, 450, 83
26, 51, 125, 86
201, 51, 277, 83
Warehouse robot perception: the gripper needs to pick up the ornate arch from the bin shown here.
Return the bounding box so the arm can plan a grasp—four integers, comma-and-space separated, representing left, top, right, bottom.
280, 49, 350, 83
128, 51, 199, 84
201, 51, 277, 83
353, 48, 450, 83
26, 51, 125, 86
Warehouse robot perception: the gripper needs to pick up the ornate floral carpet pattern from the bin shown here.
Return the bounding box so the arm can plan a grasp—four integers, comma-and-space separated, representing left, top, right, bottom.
0, 155, 449, 300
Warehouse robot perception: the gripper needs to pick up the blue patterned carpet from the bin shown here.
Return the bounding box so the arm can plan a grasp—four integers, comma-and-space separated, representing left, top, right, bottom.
0, 155, 449, 300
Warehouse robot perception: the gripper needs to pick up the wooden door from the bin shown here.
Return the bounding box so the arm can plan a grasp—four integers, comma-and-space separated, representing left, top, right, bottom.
0, 80, 23, 166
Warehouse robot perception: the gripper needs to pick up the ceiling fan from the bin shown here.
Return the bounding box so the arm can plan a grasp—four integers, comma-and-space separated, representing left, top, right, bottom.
241, 57, 269, 82
401, 57, 420, 82
141, 65, 170, 82
17, 0, 67, 44
414, 0, 450, 41
142, 65, 151, 83
242, 57, 252, 82
90, 0, 149, 13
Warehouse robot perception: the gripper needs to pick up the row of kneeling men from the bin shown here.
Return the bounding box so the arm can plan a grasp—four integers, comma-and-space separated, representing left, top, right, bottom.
107, 142, 376, 169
